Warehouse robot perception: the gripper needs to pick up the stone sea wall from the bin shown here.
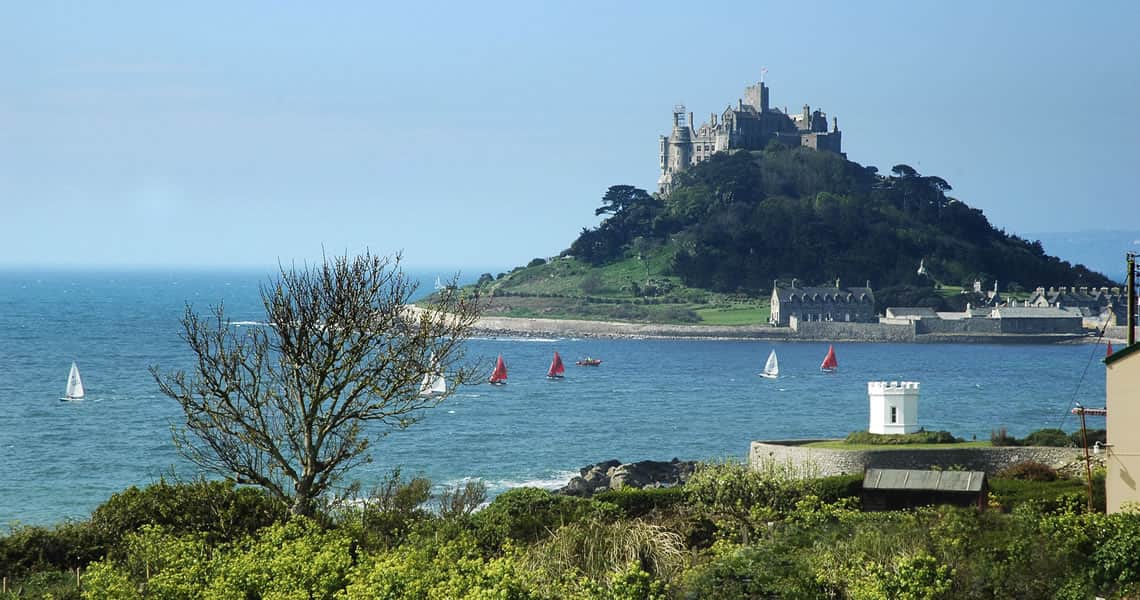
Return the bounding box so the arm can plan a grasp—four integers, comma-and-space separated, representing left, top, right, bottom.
749, 440, 1085, 478
462, 309, 1094, 344
791, 320, 915, 342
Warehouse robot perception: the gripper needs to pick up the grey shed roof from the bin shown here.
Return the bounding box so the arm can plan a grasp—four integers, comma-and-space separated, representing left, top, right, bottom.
885, 307, 939, 318
863, 468, 986, 492
990, 307, 1079, 319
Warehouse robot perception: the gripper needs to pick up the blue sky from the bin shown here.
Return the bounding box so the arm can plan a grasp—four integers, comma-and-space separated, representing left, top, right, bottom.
2, 1, 1138, 271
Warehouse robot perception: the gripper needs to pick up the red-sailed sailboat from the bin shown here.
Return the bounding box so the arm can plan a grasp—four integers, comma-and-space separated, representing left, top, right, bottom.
547, 352, 566, 379
489, 354, 508, 385
820, 345, 838, 372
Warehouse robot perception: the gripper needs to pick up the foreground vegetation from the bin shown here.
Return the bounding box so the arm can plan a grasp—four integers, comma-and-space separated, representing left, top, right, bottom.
3, 459, 1137, 599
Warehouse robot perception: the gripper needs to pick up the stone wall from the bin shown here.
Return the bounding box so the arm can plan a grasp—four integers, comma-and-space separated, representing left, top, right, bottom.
792, 320, 915, 342
916, 318, 1001, 335
1000, 317, 1083, 334
1104, 326, 1132, 342
749, 440, 1085, 478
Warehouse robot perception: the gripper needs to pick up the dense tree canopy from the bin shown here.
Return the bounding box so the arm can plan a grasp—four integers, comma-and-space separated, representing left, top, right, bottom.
567, 148, 1113, 293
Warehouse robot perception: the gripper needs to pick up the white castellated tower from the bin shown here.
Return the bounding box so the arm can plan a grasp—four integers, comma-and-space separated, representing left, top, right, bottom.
867, 381, 921, 434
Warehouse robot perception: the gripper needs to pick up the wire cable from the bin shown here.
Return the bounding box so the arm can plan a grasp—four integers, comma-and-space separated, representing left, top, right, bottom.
1055, 319, 1110, 433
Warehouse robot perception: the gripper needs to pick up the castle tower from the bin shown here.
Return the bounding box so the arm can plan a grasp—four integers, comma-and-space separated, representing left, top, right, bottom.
744, 81, 769, 112
868, 381, 921, 434
658, 105, 693, 192
668, 106, 693, 172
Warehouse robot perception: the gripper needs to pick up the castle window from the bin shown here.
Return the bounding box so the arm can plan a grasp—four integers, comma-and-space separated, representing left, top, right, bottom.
889, 406, 897, 423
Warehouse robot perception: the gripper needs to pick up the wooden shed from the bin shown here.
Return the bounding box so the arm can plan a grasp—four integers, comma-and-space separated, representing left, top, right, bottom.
861, 468, 988, 511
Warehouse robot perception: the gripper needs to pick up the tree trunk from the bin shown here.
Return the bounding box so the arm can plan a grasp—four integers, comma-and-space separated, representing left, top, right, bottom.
291, 495, 314, 517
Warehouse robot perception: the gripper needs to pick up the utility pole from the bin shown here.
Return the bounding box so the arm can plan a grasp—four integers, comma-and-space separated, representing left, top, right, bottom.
1128, 251, 1136, 346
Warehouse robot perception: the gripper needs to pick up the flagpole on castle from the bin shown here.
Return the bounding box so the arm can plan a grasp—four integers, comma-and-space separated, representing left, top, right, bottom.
760, 67, 768, 83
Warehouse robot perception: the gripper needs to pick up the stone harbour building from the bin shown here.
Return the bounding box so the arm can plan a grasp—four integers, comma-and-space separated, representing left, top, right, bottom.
1027, 285, 1135, 324
769, 281, 876, 326
658, 76, 844, 193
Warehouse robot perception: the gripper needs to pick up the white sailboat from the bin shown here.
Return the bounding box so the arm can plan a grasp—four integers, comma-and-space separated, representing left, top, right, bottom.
759, 349, 779, 379
419, 354, 446, 397
62, 361, 85, 401
419, 371, 446, 397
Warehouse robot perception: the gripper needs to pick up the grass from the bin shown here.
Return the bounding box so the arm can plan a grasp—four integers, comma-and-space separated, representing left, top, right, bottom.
803, 440, 993, 450
694, 304, 770, 325
444, 253, 776, 326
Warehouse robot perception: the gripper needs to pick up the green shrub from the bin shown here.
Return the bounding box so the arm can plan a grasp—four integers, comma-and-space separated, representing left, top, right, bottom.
997, 461, 1059, 482
89, 478, 285, 554
592, 487, 687, 519
811, 474, 864, 503
681, 542, 821, 599
436, 479, 488, 520
336, 468, 433, 551
685, 460, 811, 544
844, 430, 960, 445
0, 520, 102, 577
1023, 429, 1072, 447
1, 569, 84, 600
342, 531, 537, 599
988, 477, 1087, 512
471, 488, 617, 547
206, 517, 353, 599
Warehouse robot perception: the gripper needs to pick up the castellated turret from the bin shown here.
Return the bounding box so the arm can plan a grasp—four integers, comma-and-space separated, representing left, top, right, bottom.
868, 381, 921, 435
657, 75, 845, 194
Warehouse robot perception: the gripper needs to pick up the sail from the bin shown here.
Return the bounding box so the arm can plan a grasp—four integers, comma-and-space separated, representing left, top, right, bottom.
761, 350, 779, 378
419, 353, 447, 396
1107, 342, 1114, 358
420, 372, 446, 396
489, 354, 508, 384
66, 361, 85, 399
548, 352, 565, 377
429, 373, 446, 395
820, 345, 838, 371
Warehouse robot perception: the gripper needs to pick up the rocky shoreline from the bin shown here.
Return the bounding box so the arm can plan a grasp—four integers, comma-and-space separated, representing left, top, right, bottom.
556, 458, 697, 497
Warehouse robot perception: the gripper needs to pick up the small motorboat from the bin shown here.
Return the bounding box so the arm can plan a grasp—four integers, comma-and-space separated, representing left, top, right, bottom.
575, 357, 602, 367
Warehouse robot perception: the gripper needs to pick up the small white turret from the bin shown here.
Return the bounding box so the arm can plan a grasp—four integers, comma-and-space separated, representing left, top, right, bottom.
868, 381, 921, 434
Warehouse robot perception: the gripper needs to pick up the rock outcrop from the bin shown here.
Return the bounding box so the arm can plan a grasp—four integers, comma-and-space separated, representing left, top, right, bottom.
558, 458, 696, 497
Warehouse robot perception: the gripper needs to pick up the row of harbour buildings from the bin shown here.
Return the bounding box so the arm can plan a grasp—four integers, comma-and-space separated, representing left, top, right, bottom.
769, 281, 1136, 336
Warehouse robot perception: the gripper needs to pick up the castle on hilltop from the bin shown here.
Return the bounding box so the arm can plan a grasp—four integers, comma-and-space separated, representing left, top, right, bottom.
658, 76, 844, 193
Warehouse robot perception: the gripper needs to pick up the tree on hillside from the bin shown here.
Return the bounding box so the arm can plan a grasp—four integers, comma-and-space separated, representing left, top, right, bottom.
151, 251, 481, 517
570, 185, 660, 264
594, 184, 653, 216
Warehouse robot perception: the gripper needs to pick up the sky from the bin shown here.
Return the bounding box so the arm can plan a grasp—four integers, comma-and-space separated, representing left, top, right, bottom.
2, 1, 1138, 272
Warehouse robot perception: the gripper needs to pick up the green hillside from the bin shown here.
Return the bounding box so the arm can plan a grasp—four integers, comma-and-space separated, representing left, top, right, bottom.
456, 146, 1113, 324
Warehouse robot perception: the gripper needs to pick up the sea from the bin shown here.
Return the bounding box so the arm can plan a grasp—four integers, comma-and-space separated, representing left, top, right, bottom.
0, 269, 1111, 526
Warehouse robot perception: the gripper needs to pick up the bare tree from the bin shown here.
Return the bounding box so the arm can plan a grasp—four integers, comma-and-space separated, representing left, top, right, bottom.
151, 251, 480, 517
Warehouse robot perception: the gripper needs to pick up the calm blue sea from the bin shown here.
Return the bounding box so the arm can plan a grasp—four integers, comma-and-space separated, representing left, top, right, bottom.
0, 270, 1110, 525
